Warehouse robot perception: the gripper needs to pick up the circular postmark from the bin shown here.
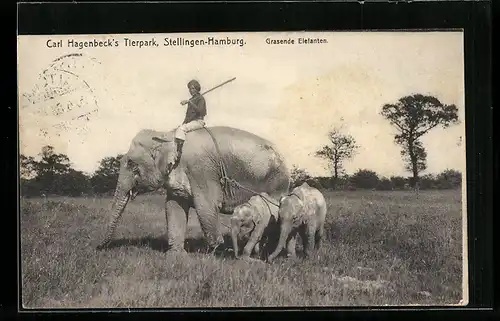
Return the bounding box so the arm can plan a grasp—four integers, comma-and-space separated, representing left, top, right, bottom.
21, 53, 104, 137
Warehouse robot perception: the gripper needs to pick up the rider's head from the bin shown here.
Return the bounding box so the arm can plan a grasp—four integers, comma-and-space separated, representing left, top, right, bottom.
188, 80, 201, 96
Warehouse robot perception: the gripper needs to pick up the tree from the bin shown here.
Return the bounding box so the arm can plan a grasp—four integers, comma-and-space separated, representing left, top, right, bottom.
377, 177, 394, 191
20, 155, 36, 179
380, 94, 459, 187
315, 127, 359, 184
91, 154, 123, 194
290, 165, 312, 189
20, 146, 93, 196
54, 169, 93, 196
350, 169, 380, 189
30, 146, 72, 194
419, 174, 437, 190
315, 176, 334, 190
390, 176, 407, 190
336, 174, 352, 190
436, 169, 462, 189
34, 145, 71, 177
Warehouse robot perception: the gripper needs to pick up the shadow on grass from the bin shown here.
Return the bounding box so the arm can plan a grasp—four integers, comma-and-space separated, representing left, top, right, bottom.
99, 234, 236, 259
102, 236, 169, 253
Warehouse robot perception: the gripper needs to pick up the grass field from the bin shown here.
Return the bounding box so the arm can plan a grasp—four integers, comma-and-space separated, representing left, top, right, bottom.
20, 189, 465, 308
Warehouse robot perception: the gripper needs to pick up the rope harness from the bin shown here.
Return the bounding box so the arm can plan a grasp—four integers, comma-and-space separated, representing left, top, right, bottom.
202, 127, 234, 199
289, 192, 302, 201
219, 193, 276, 239
202, 127, 282, 208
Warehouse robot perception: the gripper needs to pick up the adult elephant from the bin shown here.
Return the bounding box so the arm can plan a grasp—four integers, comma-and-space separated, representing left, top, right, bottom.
96, 126, 291, 253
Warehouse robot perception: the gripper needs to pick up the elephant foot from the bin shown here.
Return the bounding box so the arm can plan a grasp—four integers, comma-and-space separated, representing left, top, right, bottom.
206, 235, 224, 253
241, 255, 262, 263
238, 252, 251, 260
267, 250, 285, 263
266, 256, 277, 264
236, 254, 247, 260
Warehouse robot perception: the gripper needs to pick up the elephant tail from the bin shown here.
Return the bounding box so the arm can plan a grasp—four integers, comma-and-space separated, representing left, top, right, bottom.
314, 193, 327, 250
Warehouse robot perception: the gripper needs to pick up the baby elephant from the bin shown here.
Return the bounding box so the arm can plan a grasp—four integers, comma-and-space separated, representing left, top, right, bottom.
267, 182, 327, 263
230, 192, 279, 260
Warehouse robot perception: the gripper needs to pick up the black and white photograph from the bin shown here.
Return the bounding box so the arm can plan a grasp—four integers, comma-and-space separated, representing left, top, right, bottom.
18, 31, 467, 308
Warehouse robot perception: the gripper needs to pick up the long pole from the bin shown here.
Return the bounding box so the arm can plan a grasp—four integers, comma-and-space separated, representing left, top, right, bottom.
186, 77, 236, 103
201, 77, 236, 96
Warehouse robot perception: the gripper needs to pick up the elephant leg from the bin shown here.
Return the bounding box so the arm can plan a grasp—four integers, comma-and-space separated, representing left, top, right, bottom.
258, 236, 272, 260
305, 223, 317, 258
192, 182, 224, 251
165, 195, 191, 252
298, 224, 310, 258
315, 222, 324, 250
241, 222, 266, 260
267, 220, 293, 263
286, 232, 297, 259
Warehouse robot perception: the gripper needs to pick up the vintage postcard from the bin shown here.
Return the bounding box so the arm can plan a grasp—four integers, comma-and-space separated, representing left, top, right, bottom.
18, 31, 467, 308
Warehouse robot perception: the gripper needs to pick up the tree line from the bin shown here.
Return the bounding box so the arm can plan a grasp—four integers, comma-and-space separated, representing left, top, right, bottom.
20, 146, 126, 197
290, 166, 461, 191
20, 93, 462, 197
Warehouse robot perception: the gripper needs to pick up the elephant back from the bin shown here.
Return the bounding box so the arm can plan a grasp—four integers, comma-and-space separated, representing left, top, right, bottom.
183, 126, 291, 207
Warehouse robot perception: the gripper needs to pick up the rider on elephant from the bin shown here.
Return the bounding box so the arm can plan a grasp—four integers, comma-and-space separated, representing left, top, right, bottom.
154, 79, 207, 171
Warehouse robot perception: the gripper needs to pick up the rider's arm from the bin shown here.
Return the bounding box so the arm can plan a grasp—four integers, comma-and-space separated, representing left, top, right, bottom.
188, 96, 206, 116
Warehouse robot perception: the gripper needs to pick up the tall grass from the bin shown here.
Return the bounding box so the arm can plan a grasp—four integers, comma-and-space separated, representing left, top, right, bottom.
20, 190, 464, 308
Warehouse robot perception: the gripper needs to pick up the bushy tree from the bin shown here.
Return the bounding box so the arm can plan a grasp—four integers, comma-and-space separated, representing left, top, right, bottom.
315, 127, 359, 183
35, 146, 71, 175
377, 177, 394, 191
333, 174, 352, 190
390, 176, 407, 190
305, 179, 324, 190
20, 179, 42, 197
27, 146, 72, 195
20, 155, 36, 179
290, 165, 312, 189
419, 174, 437, 190
19, 146, 92, 196
350, 169, 380, 189
54, 169, 93, 196
380, 94, 459, 187
91, 154, 123, 194
436, 169, 462, 189
315, 176, 334, 190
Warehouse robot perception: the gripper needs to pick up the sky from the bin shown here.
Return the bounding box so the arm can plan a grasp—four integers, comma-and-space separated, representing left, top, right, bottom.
18, 31, 465, 178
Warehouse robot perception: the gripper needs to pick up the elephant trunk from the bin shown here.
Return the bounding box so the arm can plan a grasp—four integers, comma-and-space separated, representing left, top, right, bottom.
267, 220, 292, 263
97, 183, 131, 249
230, 217, 241, 258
